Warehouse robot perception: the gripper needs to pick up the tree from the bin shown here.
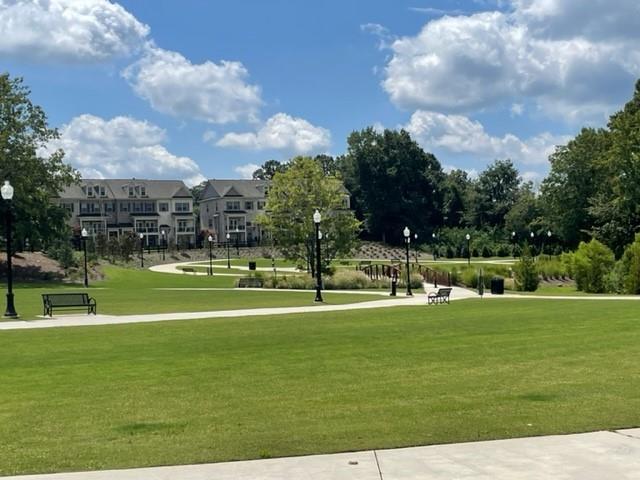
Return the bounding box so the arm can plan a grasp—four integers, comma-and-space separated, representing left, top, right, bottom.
505, 183, 541, 238
442, 169, 471, 227
258, 156, 360, 271
513, 244, 539, 292
616, 233, 640, 294
313, 154, 338, 176
540, 128, 610, 249
467, 159, 521, 230
252, 159, 288, 180
0, 74, 79, 248
340, 127, 444, 243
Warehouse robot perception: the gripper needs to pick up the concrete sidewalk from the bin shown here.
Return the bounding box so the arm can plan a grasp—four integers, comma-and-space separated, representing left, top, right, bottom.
4, 429, 640, 479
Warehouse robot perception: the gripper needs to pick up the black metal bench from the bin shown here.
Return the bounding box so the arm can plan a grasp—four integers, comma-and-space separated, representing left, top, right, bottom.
42, 293, 97, 317
428, 287, 453, 305
181, 267, 195, 274
237, 277, 264, 288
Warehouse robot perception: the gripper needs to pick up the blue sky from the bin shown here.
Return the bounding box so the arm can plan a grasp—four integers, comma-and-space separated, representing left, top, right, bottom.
2, 0, 639, 185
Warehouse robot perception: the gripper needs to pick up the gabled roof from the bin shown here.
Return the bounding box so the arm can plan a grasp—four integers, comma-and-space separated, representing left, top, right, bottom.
202, 179, 271, 200
57, 179, 194, 200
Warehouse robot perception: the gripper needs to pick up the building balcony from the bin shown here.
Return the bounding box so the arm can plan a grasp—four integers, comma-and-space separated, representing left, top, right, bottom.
177, 227, 195, 233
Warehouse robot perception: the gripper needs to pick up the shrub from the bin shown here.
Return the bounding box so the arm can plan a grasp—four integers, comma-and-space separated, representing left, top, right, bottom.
325, 270, 371, 290
573, 239, 615, 293
481, 245, 492, 258
514, 245, 539, 291
46, 240, 76, 269
616, 233, 640, 294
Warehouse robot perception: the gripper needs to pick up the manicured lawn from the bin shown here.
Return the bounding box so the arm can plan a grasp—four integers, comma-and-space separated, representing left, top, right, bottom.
4, 266, 387, 320
1, 299, 640, 475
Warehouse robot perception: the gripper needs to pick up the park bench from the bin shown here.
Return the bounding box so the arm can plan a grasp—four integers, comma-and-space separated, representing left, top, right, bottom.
42, 293, 97, 317
427, 287, 453, 305
181, 267, 195, 274
237, 277, 264, 288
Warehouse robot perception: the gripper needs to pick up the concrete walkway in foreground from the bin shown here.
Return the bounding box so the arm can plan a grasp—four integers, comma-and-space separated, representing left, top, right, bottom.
4, 429, 640, 479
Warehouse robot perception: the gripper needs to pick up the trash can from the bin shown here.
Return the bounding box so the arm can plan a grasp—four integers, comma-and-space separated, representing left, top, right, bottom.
490, 276, 504, 295
248, 261, 257, 271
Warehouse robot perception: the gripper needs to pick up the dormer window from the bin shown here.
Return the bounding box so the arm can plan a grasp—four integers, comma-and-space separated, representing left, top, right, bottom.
100, 186, 106, 197
140, 186, 146, 197
87, 186, 94, 197
128, 186, 135, 197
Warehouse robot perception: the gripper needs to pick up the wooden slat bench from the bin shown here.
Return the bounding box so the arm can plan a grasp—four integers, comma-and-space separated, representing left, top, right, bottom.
237, 277, 264, 288
42, 293, 97, 317
427, 287, 453, 305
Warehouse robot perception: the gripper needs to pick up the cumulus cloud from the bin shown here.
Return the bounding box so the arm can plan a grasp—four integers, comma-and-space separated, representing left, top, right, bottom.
122, 46, 263, 124
234, 163, 260, 179
216, 113, 331, 154
0, 0, 149, 62
48, 114, 205, 186
405, 110, 569, 165
382, 4, 640, 122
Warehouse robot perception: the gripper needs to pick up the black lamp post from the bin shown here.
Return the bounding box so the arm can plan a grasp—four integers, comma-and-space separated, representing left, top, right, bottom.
81, 228, 89, 288
208, 234, 213, 275
414, 233, 419, 263
235, 227, 240, 255
161, 229, 166, 261
2, 180, 18, 318
139, 232, 144, 268
511, 231, 516, 258
313, 209, 323, 302
226, 232, 231, 269
432, 232, 437, 261
530, 231, 535, 257
541, 230, 551, 256
466, 233, 471, 266
403, 226, 412, 296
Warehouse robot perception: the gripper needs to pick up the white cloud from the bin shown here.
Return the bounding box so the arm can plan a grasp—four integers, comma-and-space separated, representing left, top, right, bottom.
405, 110, 569, 165
122, 45, 262, 124
234, 163, 260, 179
510, 103, 524, 116
202, 130, 218, 145
216, 113, 331, 154
48, 114, 205, 186
381, 5, 640, 122
0, 0, 149, 62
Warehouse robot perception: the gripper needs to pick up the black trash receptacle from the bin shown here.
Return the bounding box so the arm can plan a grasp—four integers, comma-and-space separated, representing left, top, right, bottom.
248, 261, 257, 271
490, 276, 504, 295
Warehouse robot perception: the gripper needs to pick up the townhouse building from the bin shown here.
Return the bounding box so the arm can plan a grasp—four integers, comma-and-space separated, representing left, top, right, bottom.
199, 179, 351, 246
55, 179, 196, 247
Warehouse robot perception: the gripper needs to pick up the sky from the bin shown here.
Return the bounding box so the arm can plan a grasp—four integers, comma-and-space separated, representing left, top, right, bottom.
2, 0, 639, 186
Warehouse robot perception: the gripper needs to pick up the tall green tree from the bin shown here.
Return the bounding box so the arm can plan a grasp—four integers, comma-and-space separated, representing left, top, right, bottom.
258, 156, 360, 270
540, 127, 610, 249
442, 169, 471, 228
0, 74, 78, 248
340, 127, 444, 243
467, 159, 520, 229
252, 159, 288, 180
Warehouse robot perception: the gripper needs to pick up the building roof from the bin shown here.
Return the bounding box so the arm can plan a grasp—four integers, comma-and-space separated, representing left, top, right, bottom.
201, 179, 271, 200
57, 179, 194, 200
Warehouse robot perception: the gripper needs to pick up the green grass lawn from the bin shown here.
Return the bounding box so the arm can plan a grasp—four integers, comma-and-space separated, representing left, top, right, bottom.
1, 299, 640, 475
4, 266, 387, 320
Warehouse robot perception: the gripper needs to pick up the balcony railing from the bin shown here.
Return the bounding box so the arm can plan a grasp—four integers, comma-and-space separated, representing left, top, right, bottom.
177, 226, 195, 233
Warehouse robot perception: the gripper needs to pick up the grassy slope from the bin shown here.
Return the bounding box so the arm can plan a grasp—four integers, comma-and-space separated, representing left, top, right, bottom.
1, 299, 640, 474
6, 266, 386, 320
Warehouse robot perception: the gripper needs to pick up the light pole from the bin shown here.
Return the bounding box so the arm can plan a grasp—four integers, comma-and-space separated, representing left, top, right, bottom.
81, 228, 89, 288
208, 234, 213, 276
541, 230, 551, 256
313, 209, 323, 302
2, 180, 18, 318
403, 226, 412, 296
530, 231, 535, 257
466, 233, 471, 266
511, 231, 516, 258
432, 232, 437, 261
161, 229, 166, 261
139, 232, 144, 268
235, 227, 240, 255
226, 232, 231, 269
414, 233, 419, 263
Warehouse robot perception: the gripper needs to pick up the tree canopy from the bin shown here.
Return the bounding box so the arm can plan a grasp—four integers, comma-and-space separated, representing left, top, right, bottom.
0, 74, 78, 249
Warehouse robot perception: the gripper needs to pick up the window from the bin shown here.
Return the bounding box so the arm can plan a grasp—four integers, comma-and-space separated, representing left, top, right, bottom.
159, 202, 169, 212
228, 217, 245, 230
87, 187, 94, 197
175, 202, 190, 212
144, 201, 154, 212
257, 201, 266, 210
128, 186, 135, 197
132, 202, 143, 213
226, 201, 241, 211
245, 201, 253, 210
140, 186, 146, 197
120, 202, 129, 212
99, 186, 106, 197
62, 203, 74, 213
80, 202, 100, 214
177, 220, 193, 232
105, 202, 115, 213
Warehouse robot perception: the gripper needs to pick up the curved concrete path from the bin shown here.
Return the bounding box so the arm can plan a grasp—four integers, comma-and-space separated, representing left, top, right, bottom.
149, 260, 299, 276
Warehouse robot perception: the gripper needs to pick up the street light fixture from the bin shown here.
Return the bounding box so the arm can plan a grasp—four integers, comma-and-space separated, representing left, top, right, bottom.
530, 231, 535, 257
139, 232, 144, 268
432, 232, 437, 261
403, 226, 413, 296
466, 233, 471, 266
1, 180, 18, 318
207, 234, 213, 276
414, 232, 419, 263
161, 229, 166, 261
81, 228, 89, 288
226, 232, 231, 269
313, 209, 323, 302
